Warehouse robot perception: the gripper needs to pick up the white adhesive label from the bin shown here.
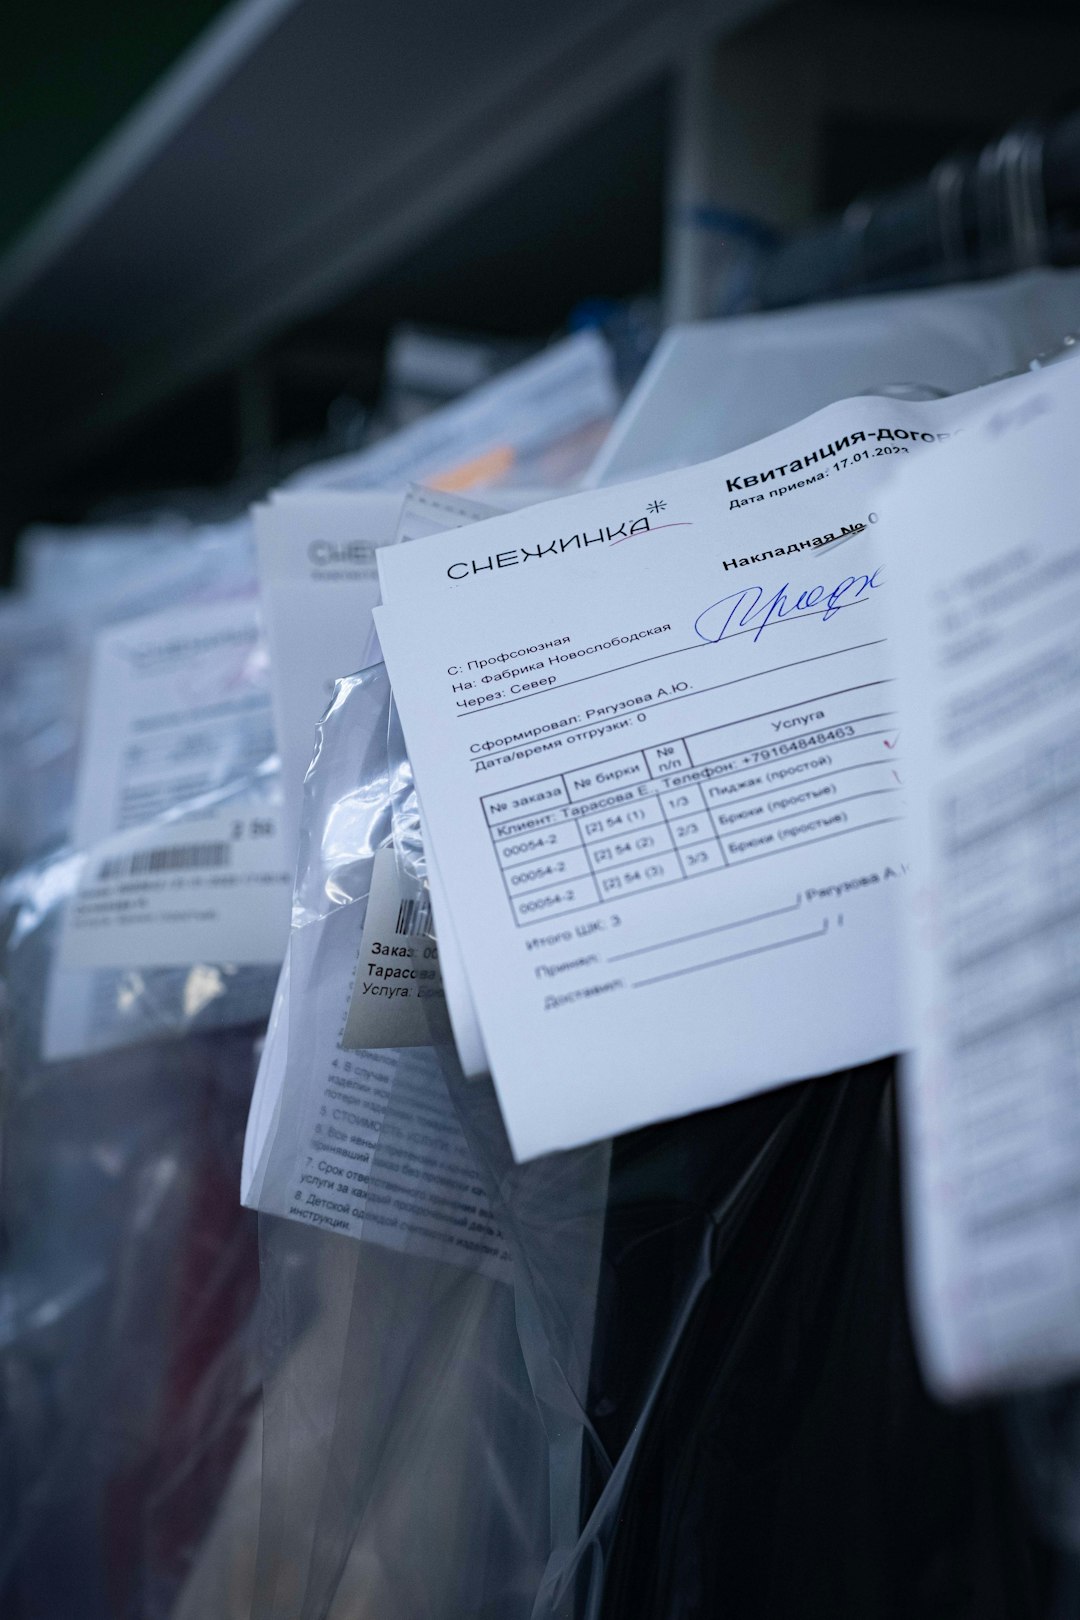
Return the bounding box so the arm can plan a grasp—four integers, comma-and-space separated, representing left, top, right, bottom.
58, 805, 291, 971
342, 847, 451, 1049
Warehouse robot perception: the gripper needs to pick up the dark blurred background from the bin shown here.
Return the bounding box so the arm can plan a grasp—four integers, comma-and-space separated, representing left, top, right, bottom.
2, 0, 1078, 573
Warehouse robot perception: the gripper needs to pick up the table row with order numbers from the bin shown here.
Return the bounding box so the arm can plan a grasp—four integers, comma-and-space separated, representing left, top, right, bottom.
480, 710, 901, 924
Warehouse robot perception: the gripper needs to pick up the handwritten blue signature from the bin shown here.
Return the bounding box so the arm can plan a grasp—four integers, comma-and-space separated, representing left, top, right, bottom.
694, 568, 883, 644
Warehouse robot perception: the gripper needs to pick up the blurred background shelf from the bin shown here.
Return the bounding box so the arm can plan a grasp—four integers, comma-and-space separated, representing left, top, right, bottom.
1, 0, 1078, 561
0, 0, 772, 526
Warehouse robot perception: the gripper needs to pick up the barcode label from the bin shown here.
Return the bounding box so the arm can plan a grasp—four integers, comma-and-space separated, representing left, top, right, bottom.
395, 892, 432, 937
97, 841, 232, 881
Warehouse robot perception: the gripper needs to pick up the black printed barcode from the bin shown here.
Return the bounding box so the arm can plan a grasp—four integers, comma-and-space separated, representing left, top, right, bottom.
97, 842, 231, 880
395, 893, 432, 937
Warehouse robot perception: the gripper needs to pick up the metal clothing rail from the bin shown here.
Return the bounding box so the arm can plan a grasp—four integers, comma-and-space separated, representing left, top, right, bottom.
755, 107, 1080, 310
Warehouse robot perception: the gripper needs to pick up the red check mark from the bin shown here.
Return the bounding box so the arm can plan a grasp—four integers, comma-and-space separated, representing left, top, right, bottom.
883, 733, 900, 749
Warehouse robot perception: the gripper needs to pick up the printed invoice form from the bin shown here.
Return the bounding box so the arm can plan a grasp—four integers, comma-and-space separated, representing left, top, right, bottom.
890, 357, 1080, 1398
375, 386, 1007, 1160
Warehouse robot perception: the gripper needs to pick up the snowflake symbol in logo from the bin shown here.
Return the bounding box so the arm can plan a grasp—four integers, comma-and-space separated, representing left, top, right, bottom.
646, 498, 667, 514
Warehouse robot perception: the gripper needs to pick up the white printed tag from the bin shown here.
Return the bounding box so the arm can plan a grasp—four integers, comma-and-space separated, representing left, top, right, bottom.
58, 805, 291, 971
242, 896, 512, 1283
44, 594, 291, 1060
342, 847, 451, 1048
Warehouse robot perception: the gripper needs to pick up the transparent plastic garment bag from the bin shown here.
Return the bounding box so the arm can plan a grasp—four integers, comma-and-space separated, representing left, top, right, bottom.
249, 664, 609, 1619
248, 324, 1080, 1620
0, 768, 283, 1620
249, 663, 1055, 1620
389, 721, 1056, 1620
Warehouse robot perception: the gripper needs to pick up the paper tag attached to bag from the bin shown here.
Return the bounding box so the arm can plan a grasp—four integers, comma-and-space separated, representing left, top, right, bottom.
342, 846, 452, 1049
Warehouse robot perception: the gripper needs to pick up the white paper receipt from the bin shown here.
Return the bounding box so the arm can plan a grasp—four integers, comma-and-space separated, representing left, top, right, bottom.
890, 357, 1080, 1398
375, 386, 1012, 1160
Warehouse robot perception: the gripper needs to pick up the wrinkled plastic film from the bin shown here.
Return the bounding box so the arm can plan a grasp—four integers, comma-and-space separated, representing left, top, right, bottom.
254, 664, 612, 1613
0, 601, 77, 871
383, 681, 617, 1612
441, 1053, 1062, 1618
255, 1211, 549, 1619
0, 940, 264, 1618
379, 675, 1057, 1618
252, 666, 614, 1619
2, 765, 284, 1071
387, 696, 426, 888
0, 735, 281, 1612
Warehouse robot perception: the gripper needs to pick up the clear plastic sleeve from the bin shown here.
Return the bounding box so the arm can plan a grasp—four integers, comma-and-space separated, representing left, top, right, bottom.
0, 573, 280, 1615
248, 665, 609, 1618
0, 864, 266, 1617
2, 770, 284, 1067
